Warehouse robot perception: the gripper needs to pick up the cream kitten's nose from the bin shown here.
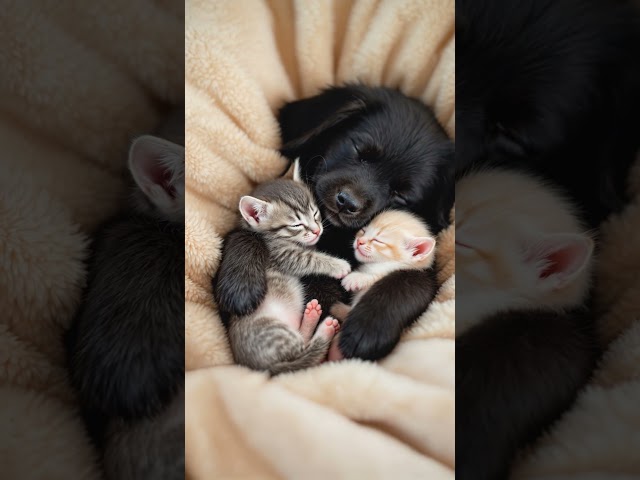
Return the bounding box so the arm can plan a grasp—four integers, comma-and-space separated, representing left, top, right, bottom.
357, 238, 366, 246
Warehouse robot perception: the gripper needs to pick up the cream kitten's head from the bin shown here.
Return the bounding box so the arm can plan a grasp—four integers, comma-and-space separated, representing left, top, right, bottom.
239, 159, 323, 246
456, 169, 595, 334
129, 135, 185, 223
353, 210, 436, 268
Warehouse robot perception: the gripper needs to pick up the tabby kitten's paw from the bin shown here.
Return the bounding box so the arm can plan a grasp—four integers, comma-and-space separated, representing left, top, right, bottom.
341, 272, 372, 291
331, 259, 352, 279
316, 317, 340, 340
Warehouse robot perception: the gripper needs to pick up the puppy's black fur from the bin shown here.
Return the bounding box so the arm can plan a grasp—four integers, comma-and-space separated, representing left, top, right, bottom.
214, 84, 454, 360
456, 308, 598, 480
457, 0, 640, 227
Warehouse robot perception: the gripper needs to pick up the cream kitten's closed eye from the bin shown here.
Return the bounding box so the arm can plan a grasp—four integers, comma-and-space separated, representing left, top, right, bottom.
353, 223, 435, 266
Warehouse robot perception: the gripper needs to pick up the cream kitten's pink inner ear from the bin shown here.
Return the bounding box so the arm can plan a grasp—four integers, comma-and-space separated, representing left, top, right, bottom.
407, 236, 436, 260
526, 234, 594, 288
129, 135, 183, 210
239, 196, 270, 226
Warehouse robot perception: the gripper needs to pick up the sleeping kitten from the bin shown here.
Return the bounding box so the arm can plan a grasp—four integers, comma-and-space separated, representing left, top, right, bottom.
225, 160, 351, 375
456, 168, 595, 335
66, 129, 185, 444
455, 168, 599, 480
330, 210, 436, 318
328, 210, 437, 361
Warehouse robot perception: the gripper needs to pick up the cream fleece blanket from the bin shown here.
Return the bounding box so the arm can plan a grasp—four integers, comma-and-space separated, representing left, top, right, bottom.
512, 155, 640, 479
0, 2, 183, 478
185, 0, 455, 478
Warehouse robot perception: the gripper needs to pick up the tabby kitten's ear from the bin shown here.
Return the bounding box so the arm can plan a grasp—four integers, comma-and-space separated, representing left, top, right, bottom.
284, 157, 303, 183
406, 236, 436, 261
525, 233, 594, 289
129, 135, 184, 214
239, 196, 272, 227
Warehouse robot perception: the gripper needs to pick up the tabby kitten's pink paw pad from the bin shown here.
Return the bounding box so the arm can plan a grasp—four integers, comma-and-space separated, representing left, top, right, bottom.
318, 317, 340, 339
300, 299, 322, 341
303, 299, 322, 321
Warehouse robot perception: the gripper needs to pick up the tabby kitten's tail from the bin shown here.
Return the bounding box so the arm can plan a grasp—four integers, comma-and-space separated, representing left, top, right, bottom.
268, 335, 332, 375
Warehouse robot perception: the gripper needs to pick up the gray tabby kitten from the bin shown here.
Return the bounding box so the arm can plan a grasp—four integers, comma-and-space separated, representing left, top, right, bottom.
227, 160, 351, 375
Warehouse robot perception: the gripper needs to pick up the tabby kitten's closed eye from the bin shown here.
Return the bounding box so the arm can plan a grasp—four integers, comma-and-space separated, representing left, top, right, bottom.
224, 160, 352, 375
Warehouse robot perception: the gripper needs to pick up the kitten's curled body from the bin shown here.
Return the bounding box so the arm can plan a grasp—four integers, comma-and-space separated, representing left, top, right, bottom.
330, 210, 437, 320
226, 166, 350, 375
328, 210, 438, 361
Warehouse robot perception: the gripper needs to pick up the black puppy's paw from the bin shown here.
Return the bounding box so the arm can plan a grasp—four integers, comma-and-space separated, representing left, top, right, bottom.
213, 230, 269, 319
339, 269, 439, 360
339, 311, 403, 360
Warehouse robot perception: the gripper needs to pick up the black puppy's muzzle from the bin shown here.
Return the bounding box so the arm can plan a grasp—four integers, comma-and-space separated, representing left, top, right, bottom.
335, 190, 362, 215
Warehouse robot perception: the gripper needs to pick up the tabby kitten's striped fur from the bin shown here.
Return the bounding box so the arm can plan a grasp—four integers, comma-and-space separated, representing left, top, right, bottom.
226, 160, 351, 375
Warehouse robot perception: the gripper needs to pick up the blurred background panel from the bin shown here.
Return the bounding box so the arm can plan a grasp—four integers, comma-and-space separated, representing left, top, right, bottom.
0, 1, 184, 479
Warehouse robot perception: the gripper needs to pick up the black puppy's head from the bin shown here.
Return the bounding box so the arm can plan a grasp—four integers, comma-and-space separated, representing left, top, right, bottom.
278, 85, 453, 232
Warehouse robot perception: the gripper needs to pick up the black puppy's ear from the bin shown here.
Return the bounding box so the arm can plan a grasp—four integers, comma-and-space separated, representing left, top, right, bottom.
278, 87, 367, 158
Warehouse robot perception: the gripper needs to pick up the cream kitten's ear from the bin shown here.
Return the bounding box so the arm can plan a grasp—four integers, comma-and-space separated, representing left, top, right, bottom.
129, 135, 184, 213
239, 196, 272, 227
525, 233, 594, 289
406, 236, 436, 261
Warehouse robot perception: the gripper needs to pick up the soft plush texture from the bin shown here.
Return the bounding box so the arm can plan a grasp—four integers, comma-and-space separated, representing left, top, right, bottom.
0, 1, 183, 477
511, 153, 640, 479
185, 0, 455, 478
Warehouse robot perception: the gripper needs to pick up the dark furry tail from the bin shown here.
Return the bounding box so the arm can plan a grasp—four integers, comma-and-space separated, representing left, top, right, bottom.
269, 336, 331, 376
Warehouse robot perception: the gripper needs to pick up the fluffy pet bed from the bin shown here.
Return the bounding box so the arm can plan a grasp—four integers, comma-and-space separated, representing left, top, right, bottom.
0, 1, 183, 477
185, 0, 455, 478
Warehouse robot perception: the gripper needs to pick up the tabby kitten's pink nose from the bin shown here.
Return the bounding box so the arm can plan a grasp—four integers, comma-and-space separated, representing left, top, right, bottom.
312, 228, 320, 235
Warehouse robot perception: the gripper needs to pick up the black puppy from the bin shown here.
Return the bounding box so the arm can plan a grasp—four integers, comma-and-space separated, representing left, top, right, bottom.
215, 84, 454, 360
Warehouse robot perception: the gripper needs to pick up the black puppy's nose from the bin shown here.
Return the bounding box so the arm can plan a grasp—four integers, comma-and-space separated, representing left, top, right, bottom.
336, 191, 361, 214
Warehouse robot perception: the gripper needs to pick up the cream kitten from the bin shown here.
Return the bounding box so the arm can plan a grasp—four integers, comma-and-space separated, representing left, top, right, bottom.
328, 210, 436, 359
456, 168, 595, 335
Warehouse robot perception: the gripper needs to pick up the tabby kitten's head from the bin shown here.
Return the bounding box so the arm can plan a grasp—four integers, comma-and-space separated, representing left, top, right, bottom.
239, 160, 323, 246
353, 210, 436, 268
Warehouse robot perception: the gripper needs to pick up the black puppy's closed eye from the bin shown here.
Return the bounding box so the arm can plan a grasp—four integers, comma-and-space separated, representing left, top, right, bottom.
352, 141, 367, 163
493, 122, 526, 157
391, 190, 407, 205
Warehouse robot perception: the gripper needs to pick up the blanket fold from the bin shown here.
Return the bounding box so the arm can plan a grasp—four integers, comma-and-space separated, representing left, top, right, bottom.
0, 1, 183, 477
185, 1, 455, 478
